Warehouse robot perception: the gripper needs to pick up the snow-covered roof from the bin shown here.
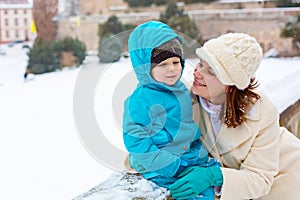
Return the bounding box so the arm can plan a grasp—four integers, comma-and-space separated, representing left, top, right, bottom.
0, 0, 28, 3
0, 0, 31, 8
0, 4, 31, 8
0, 0, 31, 9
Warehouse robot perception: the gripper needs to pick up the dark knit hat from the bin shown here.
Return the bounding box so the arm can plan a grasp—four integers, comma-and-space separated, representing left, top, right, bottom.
151, 38, 183, 67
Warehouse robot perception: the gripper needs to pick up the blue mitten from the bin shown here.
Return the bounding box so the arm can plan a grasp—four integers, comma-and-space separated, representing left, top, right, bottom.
169, 165, 223, 199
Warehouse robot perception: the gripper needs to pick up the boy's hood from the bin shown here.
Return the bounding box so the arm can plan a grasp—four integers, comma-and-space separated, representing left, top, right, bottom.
128, 21, 184, 86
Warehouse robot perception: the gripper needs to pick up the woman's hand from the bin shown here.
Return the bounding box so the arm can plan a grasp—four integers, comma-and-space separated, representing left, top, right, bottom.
169, 165, 223, 199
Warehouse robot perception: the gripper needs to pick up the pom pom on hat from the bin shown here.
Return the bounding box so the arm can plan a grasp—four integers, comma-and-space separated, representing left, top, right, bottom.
196, 33, 263, 90
151, 38, 183, 67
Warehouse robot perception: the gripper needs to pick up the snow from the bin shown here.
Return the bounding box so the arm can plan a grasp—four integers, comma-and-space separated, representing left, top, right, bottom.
0, 45, 114, 200
0, 43, 299, 199
73, 172, 169, 200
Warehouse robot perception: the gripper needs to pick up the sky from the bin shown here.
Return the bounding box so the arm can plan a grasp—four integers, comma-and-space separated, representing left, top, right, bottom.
0, 43, 300, 199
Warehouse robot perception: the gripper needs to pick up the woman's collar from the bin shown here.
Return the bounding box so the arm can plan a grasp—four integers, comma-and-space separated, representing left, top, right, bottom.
199, 97, 222, 115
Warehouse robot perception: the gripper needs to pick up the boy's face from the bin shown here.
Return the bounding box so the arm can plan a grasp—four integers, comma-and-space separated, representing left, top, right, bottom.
150, 57, 182, 86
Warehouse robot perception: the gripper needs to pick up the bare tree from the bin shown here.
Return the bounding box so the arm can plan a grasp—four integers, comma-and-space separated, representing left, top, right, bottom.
33, 0, 58, 41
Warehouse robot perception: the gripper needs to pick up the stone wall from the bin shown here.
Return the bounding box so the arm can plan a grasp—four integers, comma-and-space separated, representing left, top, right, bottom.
112, 7, 299, 55
57, 2, 300, 55
56, 16, 105, 51
80, 0, 128, 15
189, 7, 299, 55
82, 0, 277, 15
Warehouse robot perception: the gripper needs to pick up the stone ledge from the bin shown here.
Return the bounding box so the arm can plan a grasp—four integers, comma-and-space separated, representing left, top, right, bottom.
280, 100, 300, 137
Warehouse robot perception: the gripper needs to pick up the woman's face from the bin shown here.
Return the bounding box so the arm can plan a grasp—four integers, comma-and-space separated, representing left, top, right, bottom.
191, 59, 226, 105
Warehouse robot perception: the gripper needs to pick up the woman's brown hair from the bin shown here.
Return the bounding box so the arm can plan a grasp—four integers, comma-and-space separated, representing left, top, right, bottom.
224, 78, 261, 128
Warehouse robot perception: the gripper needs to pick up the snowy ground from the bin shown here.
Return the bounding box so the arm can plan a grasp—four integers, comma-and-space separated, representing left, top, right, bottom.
0, 43, 300, 200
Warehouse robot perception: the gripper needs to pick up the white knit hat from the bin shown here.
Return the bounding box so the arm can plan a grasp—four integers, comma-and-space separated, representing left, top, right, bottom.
196, 33, 263, 90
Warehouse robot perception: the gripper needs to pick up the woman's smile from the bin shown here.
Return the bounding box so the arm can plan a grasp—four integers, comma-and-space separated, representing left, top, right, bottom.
193, 79, 206, 87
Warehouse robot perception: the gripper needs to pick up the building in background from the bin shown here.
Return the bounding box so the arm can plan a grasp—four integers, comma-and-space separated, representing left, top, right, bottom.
55, 0, 299, 56
0, 0, 32, 43
54, 0, 128, 50
80, 0, 128, 15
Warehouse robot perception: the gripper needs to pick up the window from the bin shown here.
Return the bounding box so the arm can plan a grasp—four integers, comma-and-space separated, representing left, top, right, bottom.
5, 19, 9, 26
14, 10, 18, 14
15, 30, 19, 38
24, 10, 27, 14
6, 31, 10, 38
24, 18, 28, 25
15, 19, 18, 26
4, 10, 8, 15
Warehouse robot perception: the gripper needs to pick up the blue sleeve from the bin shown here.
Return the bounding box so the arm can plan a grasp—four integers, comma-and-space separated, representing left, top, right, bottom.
123, 93, 180, 177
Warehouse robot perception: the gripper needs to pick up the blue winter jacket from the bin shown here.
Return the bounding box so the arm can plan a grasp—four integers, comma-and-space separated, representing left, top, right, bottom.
123, 21, 208, 179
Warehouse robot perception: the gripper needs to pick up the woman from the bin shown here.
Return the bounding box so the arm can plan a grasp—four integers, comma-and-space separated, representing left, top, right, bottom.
169, 33, 300, 200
